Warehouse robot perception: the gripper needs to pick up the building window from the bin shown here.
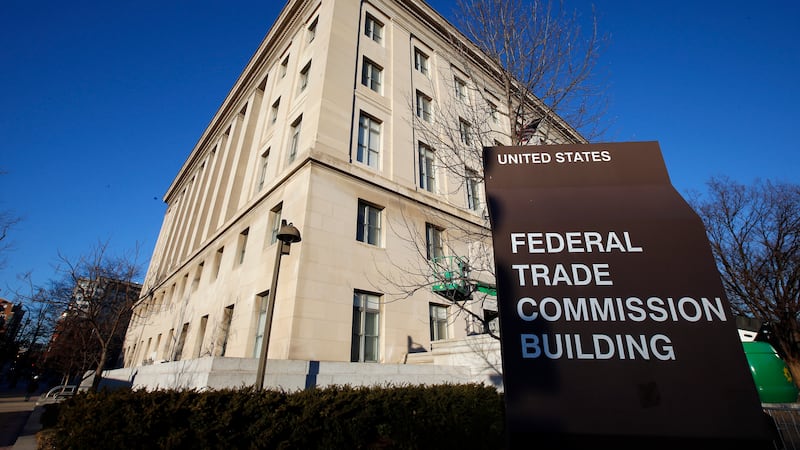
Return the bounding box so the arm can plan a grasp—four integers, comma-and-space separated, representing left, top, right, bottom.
154, 334, 162, 361
357, 113, 381, 169
466, 169, 482, 211
270, 98, 280, 125
418, 142, 436, 193
280, 55, 289, 78
213, 247, 224, 279
174, 322, 189, 361
416, 91, 432, 122
414, 48, 429, 75
269, 205, 283, 244
299, 61, 311, 92
364, 14, 383, 44
143, 338, 151, 363
257, 148, 270, 191
192, 262, 203, 291
165, 328, 174, 361
351, 291, 380, 362
194, 315, 209, 358
489, 102, 498, 123
219, 305, 234, 357
430, 304, 449, 341
307, 17, 318, 43
238, 228, 249, 265
454, 77, 468, 103
181, 273, 189, 298
288, 116, 302, 163
253, 291, 269, 358
426, 223, 444, 260
356, 200, 382, 246
459, 119, 472, 145
361, 58, 383, 93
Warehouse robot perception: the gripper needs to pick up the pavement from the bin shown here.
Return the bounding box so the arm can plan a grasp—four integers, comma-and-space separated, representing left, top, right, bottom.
0, 387, 45, 450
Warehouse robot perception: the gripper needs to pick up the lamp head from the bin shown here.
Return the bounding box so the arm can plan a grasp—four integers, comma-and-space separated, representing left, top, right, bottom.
276, 220, 302, 244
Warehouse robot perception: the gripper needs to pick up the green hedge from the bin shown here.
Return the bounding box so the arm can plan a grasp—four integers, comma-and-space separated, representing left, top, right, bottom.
42, 383, 505, 449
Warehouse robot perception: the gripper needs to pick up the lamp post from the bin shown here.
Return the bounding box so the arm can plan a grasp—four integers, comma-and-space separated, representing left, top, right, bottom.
255, 219, 301, 389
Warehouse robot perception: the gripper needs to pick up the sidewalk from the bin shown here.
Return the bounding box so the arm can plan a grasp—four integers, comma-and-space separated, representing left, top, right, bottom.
0, 388, 43, 450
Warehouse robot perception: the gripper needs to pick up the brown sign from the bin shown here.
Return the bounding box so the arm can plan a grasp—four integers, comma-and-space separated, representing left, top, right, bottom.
483, 142, 772, 447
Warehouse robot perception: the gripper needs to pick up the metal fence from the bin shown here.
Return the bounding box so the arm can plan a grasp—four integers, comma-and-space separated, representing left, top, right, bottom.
764, 404, 800, 449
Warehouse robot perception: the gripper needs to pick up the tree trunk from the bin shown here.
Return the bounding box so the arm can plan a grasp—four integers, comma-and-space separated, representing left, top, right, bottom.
90, 346, 109, 392
772, 317, 800, 390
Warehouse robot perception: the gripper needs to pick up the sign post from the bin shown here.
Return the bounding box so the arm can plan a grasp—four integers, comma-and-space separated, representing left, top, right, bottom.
483, 142, 773, 448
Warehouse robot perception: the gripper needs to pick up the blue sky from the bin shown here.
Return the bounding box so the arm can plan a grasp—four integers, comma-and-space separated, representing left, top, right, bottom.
1, 0, 798, 299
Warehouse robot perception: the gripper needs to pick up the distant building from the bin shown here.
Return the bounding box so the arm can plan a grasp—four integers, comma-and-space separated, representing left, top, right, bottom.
0, 298, 24, 341
48, 277, 141, 374
118, 0, 581, 390
0, 298, 24, 357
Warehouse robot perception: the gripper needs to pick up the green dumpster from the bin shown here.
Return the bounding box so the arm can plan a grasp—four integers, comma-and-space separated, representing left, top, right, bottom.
742, 341, 799, 403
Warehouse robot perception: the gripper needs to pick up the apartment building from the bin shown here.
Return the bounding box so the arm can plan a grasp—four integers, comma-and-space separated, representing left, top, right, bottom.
120, 0, 582, 389
48, 277, 141, 376
0, 298, 24, 355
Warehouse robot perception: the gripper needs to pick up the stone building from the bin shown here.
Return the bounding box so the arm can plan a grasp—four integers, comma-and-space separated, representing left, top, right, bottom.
117, 0, 582, 391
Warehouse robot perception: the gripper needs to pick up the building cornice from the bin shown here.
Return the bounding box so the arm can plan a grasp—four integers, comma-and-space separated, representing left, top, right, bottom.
165, 0, 311, 202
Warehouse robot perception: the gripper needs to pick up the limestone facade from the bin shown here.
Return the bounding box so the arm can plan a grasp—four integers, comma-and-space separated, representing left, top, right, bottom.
122, 0, 582, 381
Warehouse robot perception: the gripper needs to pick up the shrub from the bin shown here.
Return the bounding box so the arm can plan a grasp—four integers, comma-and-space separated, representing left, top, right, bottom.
43, 383, 505, 449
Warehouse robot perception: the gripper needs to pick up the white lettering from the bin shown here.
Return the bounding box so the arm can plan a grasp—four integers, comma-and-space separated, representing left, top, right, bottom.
516, 297, 537, 321
510, 233, 526, 254
519, 333, 675, 360
513, 263, 613, 286
509, 231, 643, 254
515, 296, 728, 322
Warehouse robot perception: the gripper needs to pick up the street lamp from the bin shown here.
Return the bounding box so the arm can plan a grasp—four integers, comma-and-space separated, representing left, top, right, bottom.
255, 219, 301, 389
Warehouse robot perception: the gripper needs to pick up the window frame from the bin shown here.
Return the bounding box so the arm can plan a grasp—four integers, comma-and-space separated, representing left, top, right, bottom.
361, 58, 383, 93
489, 101, 498, 123
454, 76, 468, 103
466, 168, 481, 212
280, 55, 289, 78
416, 91, 432, 122
430, 303, 449, 341
357, 113, 381, 169
414, 47, 429, 75
364, 14, 384, 44
253, 291, 269, 358
257, 148, 270, 191
307, 17, 318, 43
237, 228, 249, 265
270, 98, 280, 125
418, 142, 436, 193
213, 247, 224, 280
356, 200, 383, 246
269, 205, 283, 245
288, 116, 302, 163
459, 118, 472, 146
299, 61, 311, 92
219, 304, 235, 357
351, 291, 381, 363
174, 322, 189, 361
425, 223, 444, 261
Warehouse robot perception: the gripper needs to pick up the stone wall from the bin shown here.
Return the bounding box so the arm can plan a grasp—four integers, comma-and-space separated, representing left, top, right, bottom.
97, 356, 477, 392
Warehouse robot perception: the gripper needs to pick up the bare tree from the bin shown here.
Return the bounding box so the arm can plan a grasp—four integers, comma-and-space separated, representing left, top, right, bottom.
453, 0, 608, 141
384, 0, 608, 340
3, 273, 60, 387
0, 210, 21, 274
42, 311, 99, 386
689, 177, 800, 385
0, 170, 21, 273
32, 241, 145, 391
